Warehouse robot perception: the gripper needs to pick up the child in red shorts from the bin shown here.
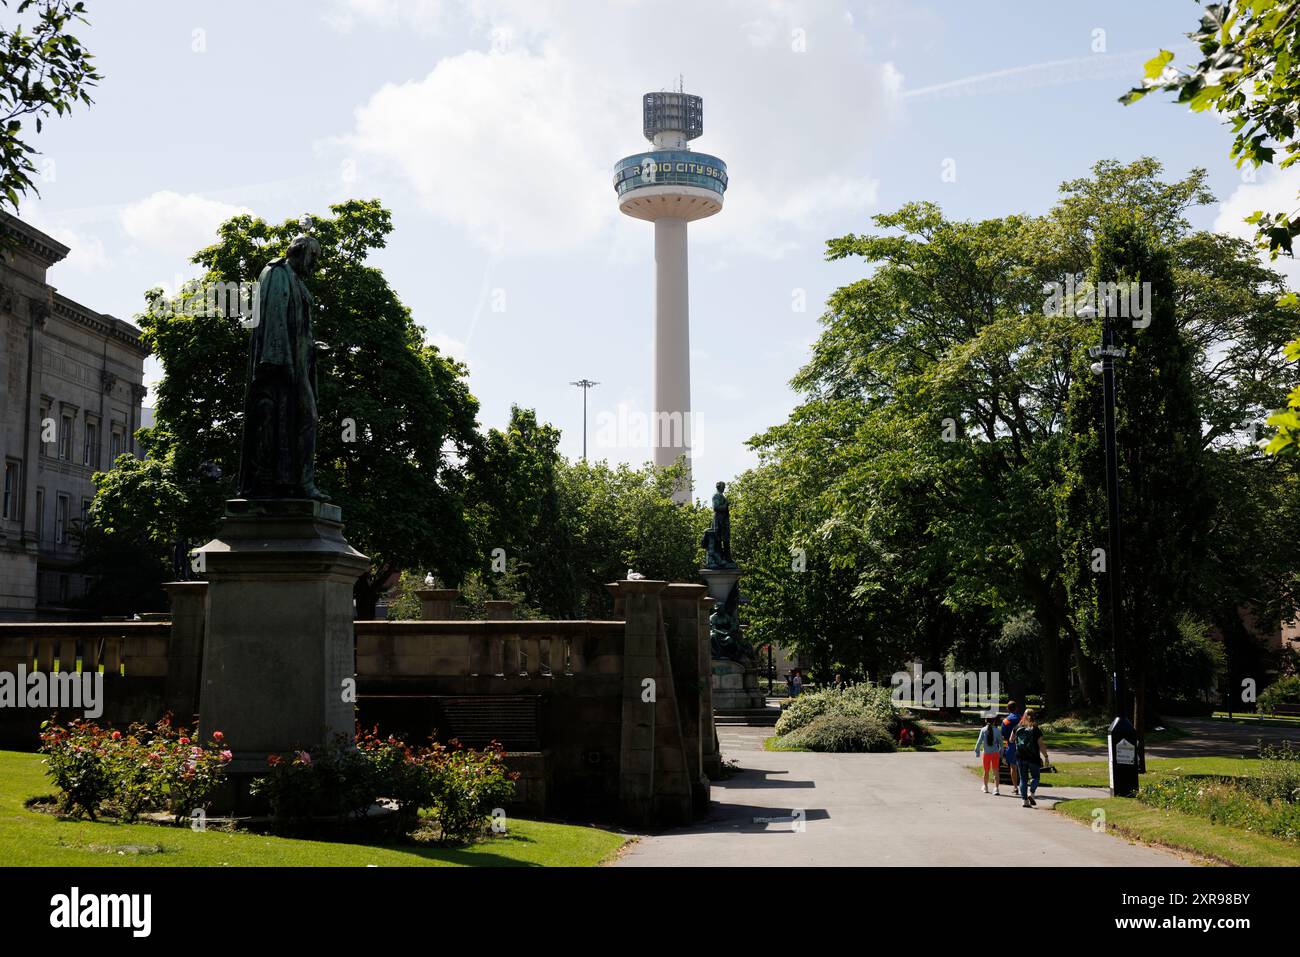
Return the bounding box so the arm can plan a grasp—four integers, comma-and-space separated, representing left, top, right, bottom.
974, 714, 1004, 795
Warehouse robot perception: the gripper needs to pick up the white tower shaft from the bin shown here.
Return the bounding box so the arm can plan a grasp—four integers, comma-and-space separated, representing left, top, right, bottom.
653, 216, 691, 500
615, 90, 726, 506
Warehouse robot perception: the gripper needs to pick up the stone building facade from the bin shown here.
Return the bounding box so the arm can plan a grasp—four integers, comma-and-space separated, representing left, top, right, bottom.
0, 213, 149, 620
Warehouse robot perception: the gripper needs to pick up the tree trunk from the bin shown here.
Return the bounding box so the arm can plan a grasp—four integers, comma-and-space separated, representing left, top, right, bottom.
1073, 641, 1104, 707
1031, 600, 1070, 715
1039, 624, 1069, 717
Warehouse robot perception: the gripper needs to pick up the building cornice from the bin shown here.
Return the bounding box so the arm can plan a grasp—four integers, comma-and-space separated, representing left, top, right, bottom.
1, 211, 70, 269
50, 292, 151, 359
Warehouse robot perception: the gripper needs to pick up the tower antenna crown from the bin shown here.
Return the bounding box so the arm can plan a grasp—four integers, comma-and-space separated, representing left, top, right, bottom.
643, 91, 704, 143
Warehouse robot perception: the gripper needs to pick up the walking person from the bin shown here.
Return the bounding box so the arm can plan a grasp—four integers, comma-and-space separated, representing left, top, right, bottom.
1001, 699, 1023, 793
973, 714, 1003, 794
1012, 709, 1050, 807
791, 669, 803, 697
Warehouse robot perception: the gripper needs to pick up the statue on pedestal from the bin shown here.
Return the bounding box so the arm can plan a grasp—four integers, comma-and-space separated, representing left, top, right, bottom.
702, 479, 752, 663
702, 481, 738, 571
237, 234, 329, 501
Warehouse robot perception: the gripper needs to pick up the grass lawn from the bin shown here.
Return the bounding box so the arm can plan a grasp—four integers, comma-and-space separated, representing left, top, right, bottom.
0, 750, 627, 867
1207, 712, 1300, 728
1040, 756, 1260, 788
927, 726, 1185, 752
957, 755, 1263, 787
1054, 797, 1300, 867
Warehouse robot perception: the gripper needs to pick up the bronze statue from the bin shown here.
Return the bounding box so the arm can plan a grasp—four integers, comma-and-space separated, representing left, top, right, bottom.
708, 480, 733, 566
237, 235, 328, 501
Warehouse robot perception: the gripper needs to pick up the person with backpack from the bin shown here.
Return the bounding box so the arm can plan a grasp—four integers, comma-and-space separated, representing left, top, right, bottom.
973, 714, 1003, 794
1012, 709, 1050, 807
1001, 700, 1023, 792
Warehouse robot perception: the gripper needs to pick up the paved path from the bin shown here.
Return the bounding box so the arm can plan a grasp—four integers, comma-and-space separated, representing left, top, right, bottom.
615, 726, 1188, 867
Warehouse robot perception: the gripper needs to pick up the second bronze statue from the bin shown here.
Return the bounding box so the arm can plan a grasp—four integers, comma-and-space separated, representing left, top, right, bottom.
237, 234, 330, 501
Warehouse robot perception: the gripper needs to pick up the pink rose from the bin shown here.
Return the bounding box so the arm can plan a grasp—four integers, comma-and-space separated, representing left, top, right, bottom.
179, 736, 190, 745
212, 730, 224, 742
220, 750, 232, 762
111, 730, 122, 740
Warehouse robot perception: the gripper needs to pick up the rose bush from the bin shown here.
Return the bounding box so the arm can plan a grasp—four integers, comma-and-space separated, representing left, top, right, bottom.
39, 716, 231, 822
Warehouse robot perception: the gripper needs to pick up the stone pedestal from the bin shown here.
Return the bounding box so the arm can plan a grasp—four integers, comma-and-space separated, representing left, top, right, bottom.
415, 588, 460, 620
701, 565, 766, 712
711, 658, 766, 711
196, 499, 369, 783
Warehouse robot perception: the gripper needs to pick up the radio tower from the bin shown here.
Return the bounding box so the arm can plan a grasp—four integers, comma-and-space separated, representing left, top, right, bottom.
613, 88, 728, 503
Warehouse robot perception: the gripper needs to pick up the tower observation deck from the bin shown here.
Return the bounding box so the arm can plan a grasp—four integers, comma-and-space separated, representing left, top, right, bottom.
613, 91, 728, 502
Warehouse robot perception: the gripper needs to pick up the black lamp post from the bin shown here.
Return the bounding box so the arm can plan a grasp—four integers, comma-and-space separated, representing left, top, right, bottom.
1081, 302, 1140, 796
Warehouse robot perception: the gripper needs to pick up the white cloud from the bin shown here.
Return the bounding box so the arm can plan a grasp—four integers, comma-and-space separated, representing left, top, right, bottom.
17, 202, 112, 273
427, 330, 471, 364
119, 191, 251, 256
323, 0, 451, 34
1215, 165, 1300, 287
347, 47, 616, 253
340, 0, 895, 258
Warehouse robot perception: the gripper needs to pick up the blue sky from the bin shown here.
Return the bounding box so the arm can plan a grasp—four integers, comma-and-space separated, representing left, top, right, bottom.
15, 0, 1286, 493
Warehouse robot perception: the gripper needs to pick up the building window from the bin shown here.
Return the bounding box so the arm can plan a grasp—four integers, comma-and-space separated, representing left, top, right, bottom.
59, 413, 73, 461
55, 494, 68, 544
110, 424, 124, 464
35, 488, 44, 541
58, 575, 69, 604
2, 460, 18, 520
80, 498, 90, 530
83, 416, 100, 469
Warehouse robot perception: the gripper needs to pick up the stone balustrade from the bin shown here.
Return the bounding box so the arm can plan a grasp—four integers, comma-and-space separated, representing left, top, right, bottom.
0, 579, 719, 827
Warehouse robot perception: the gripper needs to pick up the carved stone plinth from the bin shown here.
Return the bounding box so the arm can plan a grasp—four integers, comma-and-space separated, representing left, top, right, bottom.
196, 499, 368, 785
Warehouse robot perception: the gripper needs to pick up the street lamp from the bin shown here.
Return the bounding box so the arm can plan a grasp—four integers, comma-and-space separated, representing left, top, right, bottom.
1079, 301, 1140, 796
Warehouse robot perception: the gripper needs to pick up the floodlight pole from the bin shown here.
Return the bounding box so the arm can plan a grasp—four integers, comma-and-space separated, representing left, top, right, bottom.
570, 379, 599, 460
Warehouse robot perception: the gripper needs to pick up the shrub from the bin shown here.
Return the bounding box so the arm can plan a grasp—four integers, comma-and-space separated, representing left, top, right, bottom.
40, 717, 230, 823
785, 714, 894, 753
774, 682, 896, 738
1039, 711, 1110, 735
1259, 675, 1300, 715
1247, 742, 1300, 805
428, 741, 517, 843
253, 728, 517, 844
250, 737, 387, 833
39, 720, 116, 820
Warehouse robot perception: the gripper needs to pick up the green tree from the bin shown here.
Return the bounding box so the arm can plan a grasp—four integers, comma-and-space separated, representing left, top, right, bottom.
0, 0, 99, 213
1121, 1, 1300, 452
74, 456, 187, 614
1058, 216, 1213, 727
558, 458, 707, 617
109, 200, 482, 616
746, 160, 1300, 709
466, 406, 579, 618
462, 407, 707, 619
